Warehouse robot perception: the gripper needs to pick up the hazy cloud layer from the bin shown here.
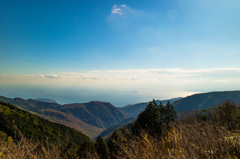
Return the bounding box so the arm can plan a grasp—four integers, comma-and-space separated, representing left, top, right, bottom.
1, 68, 239, 106
1, 68, 240, 87
1, 68, 240, 81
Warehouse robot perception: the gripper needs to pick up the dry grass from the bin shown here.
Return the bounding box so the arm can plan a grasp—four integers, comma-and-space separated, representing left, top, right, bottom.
1, 123, 240, 159
0, 136, 67, 159
0, 129, 80, 159
114, 121, 240, 159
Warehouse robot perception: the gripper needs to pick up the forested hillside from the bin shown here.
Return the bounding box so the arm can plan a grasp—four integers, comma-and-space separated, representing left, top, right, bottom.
119, 97, 181, 117
0, 96, 128, 138
105, 99, 240, 158
0, 101, 91, 146
173, 90, 240, 112
1, 99, 240, 158
60, 101, 129, 128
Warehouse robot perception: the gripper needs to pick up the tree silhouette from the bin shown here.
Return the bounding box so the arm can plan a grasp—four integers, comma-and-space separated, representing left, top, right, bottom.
76, 140, 95, 158
131, 99, 164, 138
95, 136, 109, 159
163, 101, 177, 129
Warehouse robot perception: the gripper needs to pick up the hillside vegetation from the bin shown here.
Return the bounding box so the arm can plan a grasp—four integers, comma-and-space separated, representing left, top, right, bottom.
106, 99, 240, 158
173, 90, 240, 112
0, 96, 128, 138
0, 99, 240, 158
1, 90, 239, 139
119, 97, 181, 117
0, 101, 91, 146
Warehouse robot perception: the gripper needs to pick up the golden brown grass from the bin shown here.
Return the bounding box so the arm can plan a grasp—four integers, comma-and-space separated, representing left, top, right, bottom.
113, 121, 240, 159
0, 128, 80, 159
1, 120, 240, 159
1, 123, 240, 158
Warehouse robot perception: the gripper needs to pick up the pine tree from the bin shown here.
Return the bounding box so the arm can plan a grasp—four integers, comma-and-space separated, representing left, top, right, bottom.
159, 102, 165, 115
131, 99, 164, 137
76, 140, 95, 158
108, 129, 122, 159
95, 136, 110, 159
164, 101, 177, 127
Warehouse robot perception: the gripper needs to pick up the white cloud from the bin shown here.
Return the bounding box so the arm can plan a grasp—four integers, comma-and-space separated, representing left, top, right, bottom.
56, 68, 240, 85
37, 74, 45, 78
112, 8, 123, 15
107, 4, 157, 30
111, 4, 129, 15
1, 68, 239, 102
2, 68, 240, 82
1, 68, 240, 93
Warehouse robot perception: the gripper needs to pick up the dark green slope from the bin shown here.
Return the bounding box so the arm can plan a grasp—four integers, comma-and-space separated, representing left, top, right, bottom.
173, 90, 240, 112
59, 103, 105, 128
0, 101, 91, 145
96, 117, 135, 139
0, 96, 128, 138
84, 101, 129, 127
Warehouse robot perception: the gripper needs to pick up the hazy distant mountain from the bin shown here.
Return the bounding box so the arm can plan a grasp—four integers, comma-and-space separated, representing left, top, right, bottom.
96, 117, 135, 139
119, 97, 181, 117
0, 96, 61, 111
2, 90, 239, 138
35, 98, 57, 103
0, 96, 128, 138
173, 90, 240, 112
60, 101, 129, 128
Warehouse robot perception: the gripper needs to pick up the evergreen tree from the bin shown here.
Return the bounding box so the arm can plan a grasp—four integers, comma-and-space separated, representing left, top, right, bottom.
213, 99, 240, 130
158, 102, 165, 115
108, 129, 122, 159
76, 140, 95, 158
164, 101, 177, 127
131, 99, 164, 137
95, 136, 110, 159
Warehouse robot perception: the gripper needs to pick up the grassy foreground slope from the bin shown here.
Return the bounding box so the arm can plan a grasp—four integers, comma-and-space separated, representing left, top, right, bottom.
0, 101, 91, 146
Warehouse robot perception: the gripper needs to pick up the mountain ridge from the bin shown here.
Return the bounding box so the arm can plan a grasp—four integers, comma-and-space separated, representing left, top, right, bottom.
0, 101, 91, 145
0, 96, 129, 138
35, 98, 58, 103
1, 90, 240, 138
118, 97, 181, 117
172, 90, 240, 112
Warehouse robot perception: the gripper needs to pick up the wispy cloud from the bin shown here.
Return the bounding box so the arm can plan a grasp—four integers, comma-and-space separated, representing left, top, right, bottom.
37, 74, 45, 78
1, 68, 239, 104
111, 4, 129, 15
1, 68, 240, 82
107, 4, 158, 30
111, 5, 126, 15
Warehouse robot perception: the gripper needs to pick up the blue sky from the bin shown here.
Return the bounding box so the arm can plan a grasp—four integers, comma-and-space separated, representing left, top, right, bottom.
0, 0, 240, 106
